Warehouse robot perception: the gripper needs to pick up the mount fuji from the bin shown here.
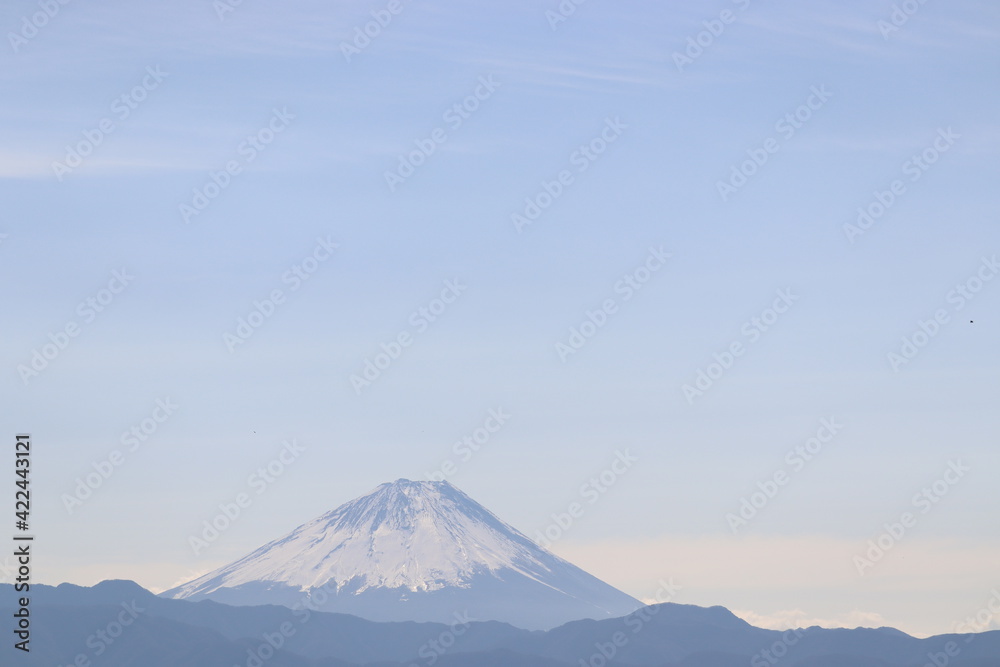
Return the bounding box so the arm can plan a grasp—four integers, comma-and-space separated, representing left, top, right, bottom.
163, 479, 642, 630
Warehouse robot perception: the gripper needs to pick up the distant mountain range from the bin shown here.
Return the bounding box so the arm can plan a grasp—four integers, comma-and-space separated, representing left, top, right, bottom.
11, 480, 1000, 665
163, 479, 641, 629
3, 579, 1000, 667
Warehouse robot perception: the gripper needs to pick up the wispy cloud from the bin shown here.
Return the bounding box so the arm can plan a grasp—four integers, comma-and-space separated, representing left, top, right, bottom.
0, 151, 53, 178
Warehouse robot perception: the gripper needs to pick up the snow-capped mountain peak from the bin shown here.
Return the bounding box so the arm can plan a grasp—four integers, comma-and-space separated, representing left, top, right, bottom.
164, 479, 641, 629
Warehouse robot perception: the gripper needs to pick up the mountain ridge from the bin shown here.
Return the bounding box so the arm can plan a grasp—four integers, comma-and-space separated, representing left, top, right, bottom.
5, 580, 999, 667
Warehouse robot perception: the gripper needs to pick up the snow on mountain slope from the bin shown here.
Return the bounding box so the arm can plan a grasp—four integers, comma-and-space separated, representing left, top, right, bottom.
163, 479, 641, 629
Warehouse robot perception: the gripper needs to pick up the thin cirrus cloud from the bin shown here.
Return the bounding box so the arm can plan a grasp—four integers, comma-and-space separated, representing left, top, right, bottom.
1, 0, 997, 643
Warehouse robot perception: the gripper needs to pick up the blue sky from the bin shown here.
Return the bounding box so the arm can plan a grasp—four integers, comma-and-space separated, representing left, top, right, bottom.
2, 0, 998, 637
